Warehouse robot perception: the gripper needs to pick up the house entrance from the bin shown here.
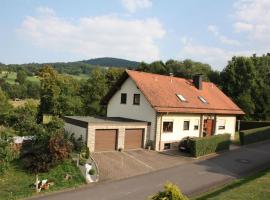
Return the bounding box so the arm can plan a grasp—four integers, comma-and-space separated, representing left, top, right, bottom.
203, 119, 214, 137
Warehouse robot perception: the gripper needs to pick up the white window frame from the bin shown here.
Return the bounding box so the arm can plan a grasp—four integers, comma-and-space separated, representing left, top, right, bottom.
183, 120, 190, 131
163, 120, 174, 133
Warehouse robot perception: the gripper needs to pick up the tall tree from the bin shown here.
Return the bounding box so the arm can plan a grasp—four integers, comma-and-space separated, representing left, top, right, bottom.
220, 56, 270, 120
81, 68, 108, 115
16, 70, 27, 85
38, 65, 83, 120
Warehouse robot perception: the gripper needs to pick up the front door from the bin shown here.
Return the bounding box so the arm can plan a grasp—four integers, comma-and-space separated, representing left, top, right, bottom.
203, 119, 214, 137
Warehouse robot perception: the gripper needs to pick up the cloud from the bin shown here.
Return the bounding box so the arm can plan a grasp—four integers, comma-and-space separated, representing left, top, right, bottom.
233, 0, 270, 43
18, 7, 165, 62
179, 42, 251, 70
208, 25, 240, 46
121, 0, 152, 13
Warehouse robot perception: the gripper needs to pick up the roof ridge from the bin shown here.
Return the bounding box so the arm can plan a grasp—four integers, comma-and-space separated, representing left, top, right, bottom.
126, 69, 211, 84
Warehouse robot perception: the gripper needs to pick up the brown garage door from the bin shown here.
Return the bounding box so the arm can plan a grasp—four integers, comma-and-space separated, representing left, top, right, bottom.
95, 129, 117, 152
125, 129, 144, 150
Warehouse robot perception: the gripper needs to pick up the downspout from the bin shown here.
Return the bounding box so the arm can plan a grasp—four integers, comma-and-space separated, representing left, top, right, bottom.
199, 114, 203, 137
214, 114, 217, 135
159, 113, 163, 151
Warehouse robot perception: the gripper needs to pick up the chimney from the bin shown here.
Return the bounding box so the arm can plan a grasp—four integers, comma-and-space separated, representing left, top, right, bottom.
193, 74, 203, 90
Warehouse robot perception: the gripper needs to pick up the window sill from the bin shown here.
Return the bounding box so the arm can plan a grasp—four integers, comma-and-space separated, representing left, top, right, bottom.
163, 132, 173, 134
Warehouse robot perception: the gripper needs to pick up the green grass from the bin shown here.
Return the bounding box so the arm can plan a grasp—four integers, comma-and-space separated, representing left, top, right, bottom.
195, 168, 270, 200
0, 160, 85, 200
0, 71, 40, 84
0, 71, 88, 84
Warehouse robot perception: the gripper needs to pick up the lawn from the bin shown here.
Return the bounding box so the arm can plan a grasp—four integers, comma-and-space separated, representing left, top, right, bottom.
195, 168, 270, 200
0, 160, 85, 200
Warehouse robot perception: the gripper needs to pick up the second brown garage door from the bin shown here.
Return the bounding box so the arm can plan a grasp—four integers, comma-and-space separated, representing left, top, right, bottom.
124, 129, 144, 150
95, 129, 117, 152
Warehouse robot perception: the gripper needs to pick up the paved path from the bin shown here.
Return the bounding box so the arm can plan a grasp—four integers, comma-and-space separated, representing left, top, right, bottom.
31, 141, 270, 200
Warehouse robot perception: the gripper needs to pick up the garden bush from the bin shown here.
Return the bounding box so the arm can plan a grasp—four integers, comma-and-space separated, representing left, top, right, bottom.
0, 134, 20, 174
188, 134, 231, 157
151, 182, 189, 200
239, 126, 270, 145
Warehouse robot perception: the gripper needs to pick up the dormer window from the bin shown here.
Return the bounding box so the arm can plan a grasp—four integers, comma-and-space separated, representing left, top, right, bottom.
176, 94, 187, 102
198, 96, 208, 104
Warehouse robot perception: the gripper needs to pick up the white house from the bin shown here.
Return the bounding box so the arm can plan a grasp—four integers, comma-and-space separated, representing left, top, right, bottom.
102, 70, 244, 151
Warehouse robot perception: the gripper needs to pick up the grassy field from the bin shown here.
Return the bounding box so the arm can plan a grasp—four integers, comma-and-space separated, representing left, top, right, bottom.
0, 71, 88, 84
0, 72, 40, 84
0, 160, 85, 200
195, 168, 270, 200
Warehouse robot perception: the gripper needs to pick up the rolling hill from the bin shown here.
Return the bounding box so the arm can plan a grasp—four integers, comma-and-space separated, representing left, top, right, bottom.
82, 57, 140, 68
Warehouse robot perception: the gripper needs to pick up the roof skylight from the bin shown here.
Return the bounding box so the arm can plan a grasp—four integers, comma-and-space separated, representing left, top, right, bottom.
198, 96, 208, 104
176, 94, 187, 102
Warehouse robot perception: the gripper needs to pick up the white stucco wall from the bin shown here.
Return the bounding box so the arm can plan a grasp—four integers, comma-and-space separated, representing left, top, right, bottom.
215, 115, 236, 138
107, 77, 156, 141
64, 122, 87, 142
160, 114, 201, 142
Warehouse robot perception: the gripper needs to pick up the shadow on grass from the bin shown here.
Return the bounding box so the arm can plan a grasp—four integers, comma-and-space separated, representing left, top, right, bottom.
195, 169, 269, 200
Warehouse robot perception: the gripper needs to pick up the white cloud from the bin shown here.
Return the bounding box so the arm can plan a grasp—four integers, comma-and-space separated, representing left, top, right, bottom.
179, 42, 251, 70
233, 0, 270, 43
208, 25, 240, 46
234, 22, 253, 32
18, 7, 165, 62
121, 0, 152, 13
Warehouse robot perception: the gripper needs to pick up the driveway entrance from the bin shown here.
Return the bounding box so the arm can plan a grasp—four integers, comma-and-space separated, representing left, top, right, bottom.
92, 149, 193, 182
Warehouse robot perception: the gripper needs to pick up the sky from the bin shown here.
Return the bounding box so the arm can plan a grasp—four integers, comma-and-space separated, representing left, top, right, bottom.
0, 0, 270, 70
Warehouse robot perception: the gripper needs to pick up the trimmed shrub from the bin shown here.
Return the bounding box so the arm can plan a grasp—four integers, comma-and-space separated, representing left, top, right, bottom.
239, 126, 270, 145
89, 168, 96, 175
238, 121, 270, 131
151, 182, 189, 200
188, 134, 231, 157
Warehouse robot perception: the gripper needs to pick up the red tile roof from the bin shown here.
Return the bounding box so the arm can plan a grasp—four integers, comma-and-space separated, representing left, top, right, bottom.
126, 70, 244, 115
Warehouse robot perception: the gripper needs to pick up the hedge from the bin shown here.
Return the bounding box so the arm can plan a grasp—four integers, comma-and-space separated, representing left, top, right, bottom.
189, 134, 231, 157
239, 126, 270, 145
238, 121, 270, 131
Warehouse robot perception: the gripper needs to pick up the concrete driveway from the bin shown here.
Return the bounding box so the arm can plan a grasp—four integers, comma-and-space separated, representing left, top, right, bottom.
92, 149, 193, 182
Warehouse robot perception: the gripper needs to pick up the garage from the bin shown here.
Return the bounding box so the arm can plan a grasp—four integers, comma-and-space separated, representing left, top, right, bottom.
63, 116, 148, 152
125, 129, 144, 150
95, 129, 118, 152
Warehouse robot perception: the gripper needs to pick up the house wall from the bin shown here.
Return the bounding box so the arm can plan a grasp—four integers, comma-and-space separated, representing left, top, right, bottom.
107, 77, 157, 141
158, 113, 236, 151
87, 123, 148, 152
215, 115, 236, 139
159, 113, 201, 150
64, 122, 87, 142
